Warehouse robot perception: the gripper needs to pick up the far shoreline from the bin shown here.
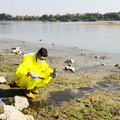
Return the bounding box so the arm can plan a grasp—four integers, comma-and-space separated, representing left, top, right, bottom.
0, 20, 120, 25
55, 20, 120, 25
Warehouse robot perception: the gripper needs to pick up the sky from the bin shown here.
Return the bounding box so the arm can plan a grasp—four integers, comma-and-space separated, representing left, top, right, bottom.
0, 0, 120, 16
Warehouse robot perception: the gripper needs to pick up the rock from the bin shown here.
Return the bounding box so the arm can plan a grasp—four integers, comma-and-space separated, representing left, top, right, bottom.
115, 64, 120, 67
101, 56, 107, 59
0, 103, 34, 120
64, 59, 74, 64
65, 65, 75, 72
24, 45, 27, 47
11, 47, 22, 54
12, 47, 21, 50
81, 53, 87, 56
0, 77, 6, 83
101, 63, 105, 66
3, 56, 6, 59
13, 96, 29, 111
95, 56, 100, 58
16, 51, 22, 55
25, 115, 34, 120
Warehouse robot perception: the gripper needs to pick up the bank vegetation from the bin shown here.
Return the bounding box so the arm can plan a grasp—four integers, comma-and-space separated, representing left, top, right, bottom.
0, 11, 120, 22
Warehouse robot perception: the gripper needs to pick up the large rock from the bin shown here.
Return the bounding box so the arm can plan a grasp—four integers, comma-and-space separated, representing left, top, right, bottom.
0, 103, 34, 120
13, 96, 29, 111
0, 77, 6, 83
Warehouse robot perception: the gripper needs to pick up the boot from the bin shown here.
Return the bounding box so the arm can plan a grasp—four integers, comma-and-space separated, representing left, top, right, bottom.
23, 89, 35, 99
31, 88, 39, 94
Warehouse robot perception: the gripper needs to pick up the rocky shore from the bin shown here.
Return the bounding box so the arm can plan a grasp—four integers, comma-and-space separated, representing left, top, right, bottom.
1, 38, 120, 120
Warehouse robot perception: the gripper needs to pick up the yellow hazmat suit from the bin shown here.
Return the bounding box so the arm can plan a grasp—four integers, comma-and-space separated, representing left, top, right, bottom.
14, 53, 53, 90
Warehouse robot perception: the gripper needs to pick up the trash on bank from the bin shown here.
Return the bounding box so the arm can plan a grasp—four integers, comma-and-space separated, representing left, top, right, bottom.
11, 47, 22, 54
65, 65, 75, 72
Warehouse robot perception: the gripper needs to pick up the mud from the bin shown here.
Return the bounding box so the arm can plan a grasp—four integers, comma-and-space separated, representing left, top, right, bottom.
1, 38, 120, 119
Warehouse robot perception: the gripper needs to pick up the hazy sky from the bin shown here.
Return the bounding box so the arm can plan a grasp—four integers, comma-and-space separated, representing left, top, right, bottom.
0, 0, 120, 16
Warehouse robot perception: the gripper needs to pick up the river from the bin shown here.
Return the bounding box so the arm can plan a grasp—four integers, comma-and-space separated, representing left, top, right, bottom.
0, 21, 120, 54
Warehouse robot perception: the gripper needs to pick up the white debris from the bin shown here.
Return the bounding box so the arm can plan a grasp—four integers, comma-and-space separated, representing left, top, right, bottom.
11, 47, 22, 54
12, 49, 18, 53
64, 59, 74, 64
13, 96, 29, 111
16, 50, 22, 55
0, 77, 6, 83
65, 65, 75, 72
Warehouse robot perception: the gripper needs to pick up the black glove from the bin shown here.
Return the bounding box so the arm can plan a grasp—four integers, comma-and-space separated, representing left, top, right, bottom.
50, 72, 57, 78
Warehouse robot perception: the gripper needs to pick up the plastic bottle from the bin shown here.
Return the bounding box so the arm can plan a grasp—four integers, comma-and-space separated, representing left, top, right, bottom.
0, 98, 4, 114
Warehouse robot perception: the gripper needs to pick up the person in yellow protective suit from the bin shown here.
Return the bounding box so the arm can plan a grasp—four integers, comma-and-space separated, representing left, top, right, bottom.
14, 47, 57, 99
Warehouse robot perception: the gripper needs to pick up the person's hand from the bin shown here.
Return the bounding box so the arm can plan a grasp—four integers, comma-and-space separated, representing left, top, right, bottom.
50, 72, 57, 78
29, 72, 38, 78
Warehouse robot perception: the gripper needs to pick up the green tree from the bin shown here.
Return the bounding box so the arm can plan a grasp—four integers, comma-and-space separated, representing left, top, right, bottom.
54, 14, 61, 21
35, 15, 39, 20
15, 15, 20, 20
24, 15, 29, 20
49, 14, 54, 21
6, 14, 12, 20
0, 13, 6, 20
66, 13, 72, 20
31, 16, 35, 20
19, 16, 24, 21
42, 14, 49, 21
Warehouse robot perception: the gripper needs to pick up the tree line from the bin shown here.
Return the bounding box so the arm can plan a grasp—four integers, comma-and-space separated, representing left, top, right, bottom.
0, 12, 120, 22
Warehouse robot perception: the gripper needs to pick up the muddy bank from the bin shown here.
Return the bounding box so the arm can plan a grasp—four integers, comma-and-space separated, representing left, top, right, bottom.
1, 38, 120, 119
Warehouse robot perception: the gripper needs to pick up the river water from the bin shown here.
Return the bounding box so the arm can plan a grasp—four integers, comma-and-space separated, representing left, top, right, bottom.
0, 21, 120, 54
